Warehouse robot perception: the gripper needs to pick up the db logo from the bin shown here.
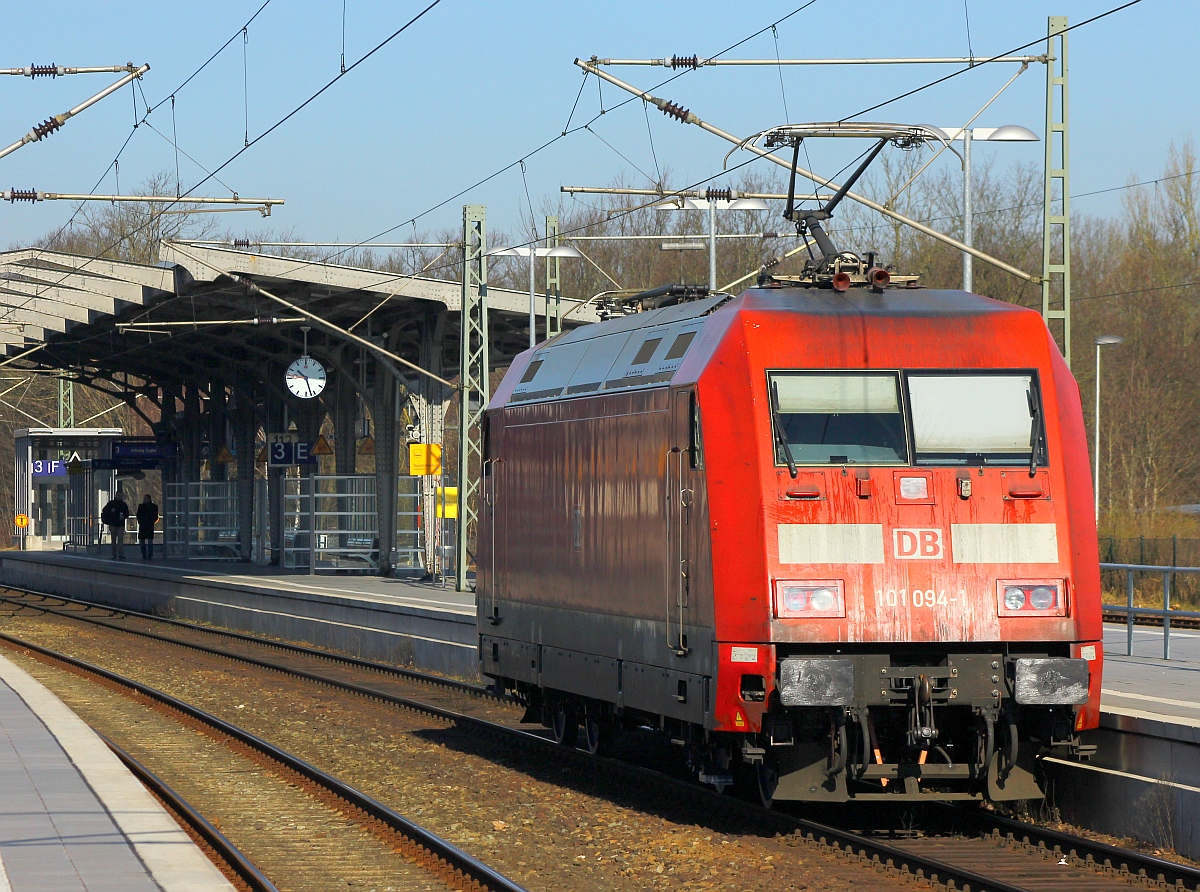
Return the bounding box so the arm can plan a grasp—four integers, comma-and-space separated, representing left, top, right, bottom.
894, 528, 944, 560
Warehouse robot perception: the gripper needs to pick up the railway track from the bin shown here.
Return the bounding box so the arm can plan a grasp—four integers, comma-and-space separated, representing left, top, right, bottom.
100, 733, 281, 892
0, 618, 527, 892
1102, 608, 1200, 630
3, 586, 1197, 892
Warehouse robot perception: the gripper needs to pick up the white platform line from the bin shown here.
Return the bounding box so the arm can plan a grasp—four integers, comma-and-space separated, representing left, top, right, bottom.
1102, 688, 1200, 710
174, 596, 476, 650
0, 653, 235, 891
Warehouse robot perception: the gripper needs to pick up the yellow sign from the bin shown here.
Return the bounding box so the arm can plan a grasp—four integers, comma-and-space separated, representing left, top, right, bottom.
435, 486, 458, 519
256, 446, 268, 462
409, 443, 442, 476
215, 445, 235, 463
311, 435, 334, 456
13, 513, 29, 529
357, 435, 376, 455
67, 458, 84, 476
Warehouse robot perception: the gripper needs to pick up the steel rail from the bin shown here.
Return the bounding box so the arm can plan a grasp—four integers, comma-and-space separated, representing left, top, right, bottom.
0, 631, 529, 892
8, 586, 1198, 890
970, 809, 1200, 890
0, 588, 496, 699
98, 732, 280, 892
0, 591, 1040, 892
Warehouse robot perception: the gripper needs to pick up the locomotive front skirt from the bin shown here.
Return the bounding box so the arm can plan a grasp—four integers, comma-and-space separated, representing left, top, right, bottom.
477, 284, 1102, 804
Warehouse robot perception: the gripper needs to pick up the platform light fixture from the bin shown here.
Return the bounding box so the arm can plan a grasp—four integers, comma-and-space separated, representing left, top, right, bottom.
936, 124, 1039, 292
655, 194, 770, 290
492, 244, 584, 350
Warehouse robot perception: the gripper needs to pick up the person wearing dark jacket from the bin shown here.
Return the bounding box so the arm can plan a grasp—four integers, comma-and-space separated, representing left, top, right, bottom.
136, 494, 159, 561
100, 490, 131, 560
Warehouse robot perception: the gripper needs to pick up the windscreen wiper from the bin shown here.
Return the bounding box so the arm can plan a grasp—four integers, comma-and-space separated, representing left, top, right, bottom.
770, 380, 798, 479
1027, 385, 1043, 478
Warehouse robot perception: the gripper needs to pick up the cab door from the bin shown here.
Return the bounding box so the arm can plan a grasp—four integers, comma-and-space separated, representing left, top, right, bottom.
665, 388, 700, 655
481, 428, 506, 623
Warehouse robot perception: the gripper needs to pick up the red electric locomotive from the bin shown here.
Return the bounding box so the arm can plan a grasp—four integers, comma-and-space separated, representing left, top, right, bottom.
477, 165, 1102, 804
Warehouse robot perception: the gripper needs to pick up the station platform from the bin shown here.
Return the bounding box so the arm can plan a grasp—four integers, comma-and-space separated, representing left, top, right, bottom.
0, 650, 233, 891
1101, 623, 1200, 728
0, 551, 478, 679
1040, 624, 1200, 858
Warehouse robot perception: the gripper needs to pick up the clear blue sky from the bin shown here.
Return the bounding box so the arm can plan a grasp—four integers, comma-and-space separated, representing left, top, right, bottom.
1, 0, 1193, 253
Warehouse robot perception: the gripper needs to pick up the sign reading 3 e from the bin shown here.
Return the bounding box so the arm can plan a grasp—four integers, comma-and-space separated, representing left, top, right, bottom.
267, 432, 313, 466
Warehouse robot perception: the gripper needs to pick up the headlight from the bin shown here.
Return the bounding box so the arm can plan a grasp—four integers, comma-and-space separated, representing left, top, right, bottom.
997, 580, 1067, 617
1030, 586, 1056, 610
1004, 586, 1027, 610
809, 588, 837, 611
775, 580, 845, 618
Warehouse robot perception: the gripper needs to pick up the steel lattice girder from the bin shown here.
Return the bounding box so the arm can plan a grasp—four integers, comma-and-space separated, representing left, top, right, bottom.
457, 205, 489, 592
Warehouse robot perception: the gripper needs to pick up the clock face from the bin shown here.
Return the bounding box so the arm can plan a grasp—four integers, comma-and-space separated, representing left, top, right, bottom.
286, 355, 327, 399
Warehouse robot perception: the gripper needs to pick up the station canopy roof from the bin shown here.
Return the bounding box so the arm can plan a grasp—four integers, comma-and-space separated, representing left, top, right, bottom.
0, 242, 597, 389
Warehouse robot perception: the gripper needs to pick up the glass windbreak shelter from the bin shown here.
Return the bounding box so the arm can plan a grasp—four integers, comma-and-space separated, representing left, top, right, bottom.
13, 428, 123, 550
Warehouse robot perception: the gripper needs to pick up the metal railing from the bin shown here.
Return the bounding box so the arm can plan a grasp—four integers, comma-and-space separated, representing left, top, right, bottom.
1101, 562, 1200, 660
164, 481, 240, 560
283, 475, 378, 573
393, 476, 425, 574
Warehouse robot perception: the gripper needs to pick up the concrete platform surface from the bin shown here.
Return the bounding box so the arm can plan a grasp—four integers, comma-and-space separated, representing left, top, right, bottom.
0, 651, 234, 891
0, 551, 479, 678
1102, 622, 1200, 728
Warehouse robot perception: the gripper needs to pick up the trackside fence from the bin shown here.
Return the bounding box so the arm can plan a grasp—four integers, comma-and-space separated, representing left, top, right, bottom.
1100, 562, 1200, 660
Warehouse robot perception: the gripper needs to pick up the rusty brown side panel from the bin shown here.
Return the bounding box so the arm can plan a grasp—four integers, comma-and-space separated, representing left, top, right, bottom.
478, 386, 716, 698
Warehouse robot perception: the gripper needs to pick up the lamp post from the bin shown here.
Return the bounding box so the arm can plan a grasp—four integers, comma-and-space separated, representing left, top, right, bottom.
1094, 334, 1125, 518
655, 194, 770, 291
493, 244, 583, 349
937, 125, 1039, 292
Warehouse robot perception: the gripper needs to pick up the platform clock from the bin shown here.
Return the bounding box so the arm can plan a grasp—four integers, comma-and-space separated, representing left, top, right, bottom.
286, 326, 326, 398
286, 355, 326, 398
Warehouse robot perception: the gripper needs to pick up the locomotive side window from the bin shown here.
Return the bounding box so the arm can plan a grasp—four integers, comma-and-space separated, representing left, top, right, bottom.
908, 373, 1045, 466
518, 360, 543, 384
632, 337, 662, 366
689, 391, 704, 469
665, 331, 696, 361
767, 372, 908, 466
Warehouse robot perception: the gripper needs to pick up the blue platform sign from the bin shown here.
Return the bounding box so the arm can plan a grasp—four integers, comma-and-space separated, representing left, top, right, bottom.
31, 459, 67, 478
112, 441, 177, 460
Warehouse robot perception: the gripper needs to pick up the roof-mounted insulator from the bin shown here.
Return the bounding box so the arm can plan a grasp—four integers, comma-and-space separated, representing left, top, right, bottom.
27, 64, 60, 78
670, 55, 700, 70
31, 116, 63, 140
233, 238, 251, 249
705, 187, 732, 202
655, 98, 697, 125
4, 189, 38, 203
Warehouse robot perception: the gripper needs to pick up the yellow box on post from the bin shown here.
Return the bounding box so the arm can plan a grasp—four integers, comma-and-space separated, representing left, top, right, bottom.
435, 487, 458, 519
409, 443, 442, 476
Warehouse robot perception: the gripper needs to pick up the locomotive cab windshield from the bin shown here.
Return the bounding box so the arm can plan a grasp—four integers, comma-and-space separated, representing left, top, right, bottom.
908, 372, 1046, 466
769, 371, 1048, 469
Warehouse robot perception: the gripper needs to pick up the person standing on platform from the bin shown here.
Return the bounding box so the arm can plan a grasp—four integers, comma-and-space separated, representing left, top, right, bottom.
136, 493, 159, 561
101, 490, 131, 560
